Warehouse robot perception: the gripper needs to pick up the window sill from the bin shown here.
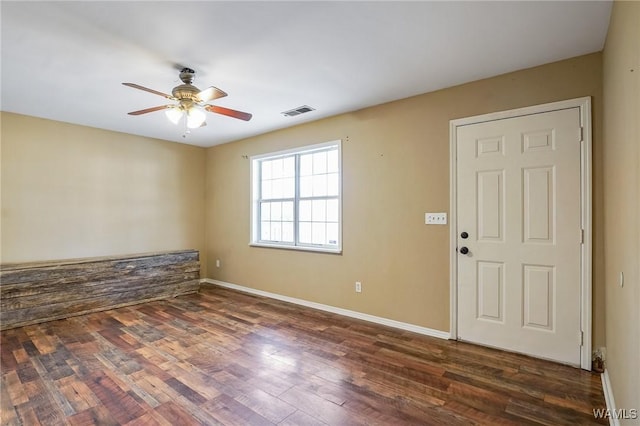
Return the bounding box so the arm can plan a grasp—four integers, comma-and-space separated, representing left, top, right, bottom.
249, 242, 342, 255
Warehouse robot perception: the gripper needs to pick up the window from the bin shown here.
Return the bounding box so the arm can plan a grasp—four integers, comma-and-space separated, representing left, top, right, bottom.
251, 140, 341, 253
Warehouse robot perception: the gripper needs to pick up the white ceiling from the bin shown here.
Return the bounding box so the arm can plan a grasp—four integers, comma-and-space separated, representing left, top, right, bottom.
1, 1, 612, 147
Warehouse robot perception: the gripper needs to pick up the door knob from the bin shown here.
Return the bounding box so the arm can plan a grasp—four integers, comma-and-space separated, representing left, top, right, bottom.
460, 232, 469, 239
459, 246, 469, 255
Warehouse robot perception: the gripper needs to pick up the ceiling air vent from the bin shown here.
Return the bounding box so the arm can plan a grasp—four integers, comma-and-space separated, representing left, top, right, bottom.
282, 105, 315, 117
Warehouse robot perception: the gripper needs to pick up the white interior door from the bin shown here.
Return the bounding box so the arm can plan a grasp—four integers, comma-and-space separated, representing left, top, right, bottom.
455, 107, 583, 366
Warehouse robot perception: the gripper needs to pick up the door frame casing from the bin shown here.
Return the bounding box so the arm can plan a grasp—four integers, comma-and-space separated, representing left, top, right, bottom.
449, 97, 592, 370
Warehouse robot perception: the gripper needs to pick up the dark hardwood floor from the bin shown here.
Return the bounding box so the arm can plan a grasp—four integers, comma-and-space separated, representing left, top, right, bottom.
1, 285, 606, 425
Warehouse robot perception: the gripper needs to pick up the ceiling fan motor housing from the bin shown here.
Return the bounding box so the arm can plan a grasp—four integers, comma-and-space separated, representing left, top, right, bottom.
173, 68, 200, 101
172, 84, 200, 101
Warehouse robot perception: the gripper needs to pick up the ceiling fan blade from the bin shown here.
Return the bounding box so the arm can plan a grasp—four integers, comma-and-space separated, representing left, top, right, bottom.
122, 83, 176, 100
196, 86, 228, 103
205, 105, 252, 121
127, 105, 171, 115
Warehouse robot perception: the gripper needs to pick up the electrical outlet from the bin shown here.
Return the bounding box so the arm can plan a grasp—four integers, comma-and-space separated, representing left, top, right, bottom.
216, 259, 221, 268
355, 281, 362, 293
425, 212, 447, 225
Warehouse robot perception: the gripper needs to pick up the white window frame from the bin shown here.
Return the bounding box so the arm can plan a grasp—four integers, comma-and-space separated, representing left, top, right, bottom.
250, 140, 342, 254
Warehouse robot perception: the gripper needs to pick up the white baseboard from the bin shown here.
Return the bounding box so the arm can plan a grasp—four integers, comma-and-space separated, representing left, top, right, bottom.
200, 278, 450, 340
601, 369, 620, 426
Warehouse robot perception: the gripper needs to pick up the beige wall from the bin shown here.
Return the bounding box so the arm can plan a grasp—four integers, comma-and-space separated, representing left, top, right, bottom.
0, 113, 206, 266
602, 0, 640, 418
206, 53, 605, 339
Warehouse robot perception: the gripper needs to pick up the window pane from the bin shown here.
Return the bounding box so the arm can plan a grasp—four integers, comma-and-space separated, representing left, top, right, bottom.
283, 177, 295, 198
299, 200, 311, 221
326, 199, 339, 222
312, 199, 326, 222
271, 202, 282, 221
327, 223, 339, 245
272, 158, 283, 179
271, 222, 282, 241
312, 222, 326, 245
272, 178, 283, 199
300, 176, 312, 197
261, 222, 270, 240
262, 160, 272, 180
327, 173, 339, 196
283, 156, 295, 177
299, 222, 312, 243
313, 151, 327, 174
282, 202, 294, 221
300, 154, 312, 176
282, 222, 294, 242
261, 202, 271, 221
327, 150, 339, 173
261, 180, 272, 199
312, 174, 327, 196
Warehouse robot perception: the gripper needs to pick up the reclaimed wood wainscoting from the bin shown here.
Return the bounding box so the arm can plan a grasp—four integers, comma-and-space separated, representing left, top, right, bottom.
0, 250, 200, 330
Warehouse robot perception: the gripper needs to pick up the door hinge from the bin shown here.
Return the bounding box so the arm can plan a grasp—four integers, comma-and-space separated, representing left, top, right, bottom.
580, 126, 584, 142
580, 331, 584, 346
580, 229, 584, 244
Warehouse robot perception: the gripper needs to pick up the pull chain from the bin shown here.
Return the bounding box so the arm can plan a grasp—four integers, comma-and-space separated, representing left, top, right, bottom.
182, 117, 191, 138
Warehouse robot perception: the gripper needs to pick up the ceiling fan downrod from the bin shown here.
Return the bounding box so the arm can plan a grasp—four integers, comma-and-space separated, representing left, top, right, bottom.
178, 68, 196, 84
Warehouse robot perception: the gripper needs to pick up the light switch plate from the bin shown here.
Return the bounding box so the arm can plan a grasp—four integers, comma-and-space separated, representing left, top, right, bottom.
425, 212, 447, 225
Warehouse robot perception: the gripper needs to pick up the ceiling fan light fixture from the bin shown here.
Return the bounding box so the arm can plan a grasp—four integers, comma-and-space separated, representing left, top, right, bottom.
123, 67, 252, 132
165, 107, 183, 125
186, 107, 206, 129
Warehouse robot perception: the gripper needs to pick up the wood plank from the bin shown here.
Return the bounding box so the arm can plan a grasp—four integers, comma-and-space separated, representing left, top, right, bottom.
0, 250, 200, 330
0, 285, 608, 425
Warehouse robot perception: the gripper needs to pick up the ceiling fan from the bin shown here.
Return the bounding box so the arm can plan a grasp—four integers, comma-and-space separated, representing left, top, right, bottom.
122, 68, 252, 131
